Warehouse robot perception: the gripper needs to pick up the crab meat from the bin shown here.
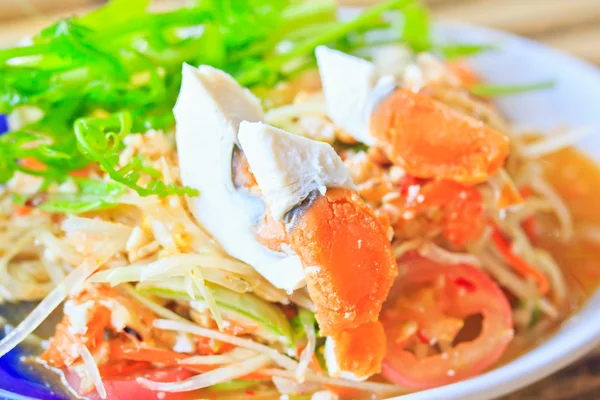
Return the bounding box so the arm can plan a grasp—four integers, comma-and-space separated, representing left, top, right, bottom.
176, 64, 396, 378
174, 63, 305, 292
316, 46, 509, 185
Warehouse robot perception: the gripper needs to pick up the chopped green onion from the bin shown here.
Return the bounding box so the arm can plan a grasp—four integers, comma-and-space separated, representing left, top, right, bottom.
400, 2, 431, 52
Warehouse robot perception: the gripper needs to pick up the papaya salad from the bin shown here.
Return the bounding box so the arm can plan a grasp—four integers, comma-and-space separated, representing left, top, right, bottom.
1, 0, 600, 399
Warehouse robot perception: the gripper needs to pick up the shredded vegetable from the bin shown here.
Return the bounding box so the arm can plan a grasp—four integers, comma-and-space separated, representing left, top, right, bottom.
263, 368, 404, 394
189, 266, 223, 330
181, 348, 258, 366
0, 244, 117, 358
296, 309, 317, 382
491, 224, 550, 295
418, 241, 482, 266
152, 319, 298, 371
522, 126, 597, 158
79, 344, 107, 399
138, 354, 271, 392
470, 80, 555, 97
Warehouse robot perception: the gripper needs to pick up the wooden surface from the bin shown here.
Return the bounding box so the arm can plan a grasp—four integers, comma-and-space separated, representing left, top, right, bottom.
1, 0, 600, 64
1, 1, 599, 399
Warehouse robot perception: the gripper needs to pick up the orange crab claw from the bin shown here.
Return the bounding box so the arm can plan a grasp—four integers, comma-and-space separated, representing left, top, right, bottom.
370, 87, 509, 185
289, 187, 397, 336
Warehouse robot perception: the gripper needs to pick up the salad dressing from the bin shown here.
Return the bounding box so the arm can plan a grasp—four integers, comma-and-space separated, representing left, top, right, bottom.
498, 147, 600, 365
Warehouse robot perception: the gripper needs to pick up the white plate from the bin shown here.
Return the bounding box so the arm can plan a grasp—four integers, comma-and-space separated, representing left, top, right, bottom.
389, 21, 600, 400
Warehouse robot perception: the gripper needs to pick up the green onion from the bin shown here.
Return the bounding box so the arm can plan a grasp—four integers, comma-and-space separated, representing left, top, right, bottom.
438, 43, 496, 60
470, 80, 555, 98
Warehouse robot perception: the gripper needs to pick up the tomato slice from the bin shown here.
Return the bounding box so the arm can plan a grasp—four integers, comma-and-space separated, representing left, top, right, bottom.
65, 367, 197, 400
381, 257, 513, 389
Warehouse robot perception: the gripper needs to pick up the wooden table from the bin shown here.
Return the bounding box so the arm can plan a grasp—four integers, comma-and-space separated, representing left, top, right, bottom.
1, 1, 599, 399
1, 0, 600, 64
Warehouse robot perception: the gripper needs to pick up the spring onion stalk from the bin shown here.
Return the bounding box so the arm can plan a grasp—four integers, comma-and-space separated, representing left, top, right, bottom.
470, 80, 555, 97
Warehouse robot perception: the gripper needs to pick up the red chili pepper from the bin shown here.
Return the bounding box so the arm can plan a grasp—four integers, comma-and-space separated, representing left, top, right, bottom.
416, 330, 430, 345
397, 174, 424, 197
455, 277, 477, 293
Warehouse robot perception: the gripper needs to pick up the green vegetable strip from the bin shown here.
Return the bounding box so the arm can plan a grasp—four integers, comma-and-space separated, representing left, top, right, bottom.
236, 0, 416, 86
470, 80, 556, 97
74, 112, 198, 197
140, 281, 294, 347
438, 43, 497, 60
0, 0, 429, 197
209, 380, 262, 392
37, 178, 125, 214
